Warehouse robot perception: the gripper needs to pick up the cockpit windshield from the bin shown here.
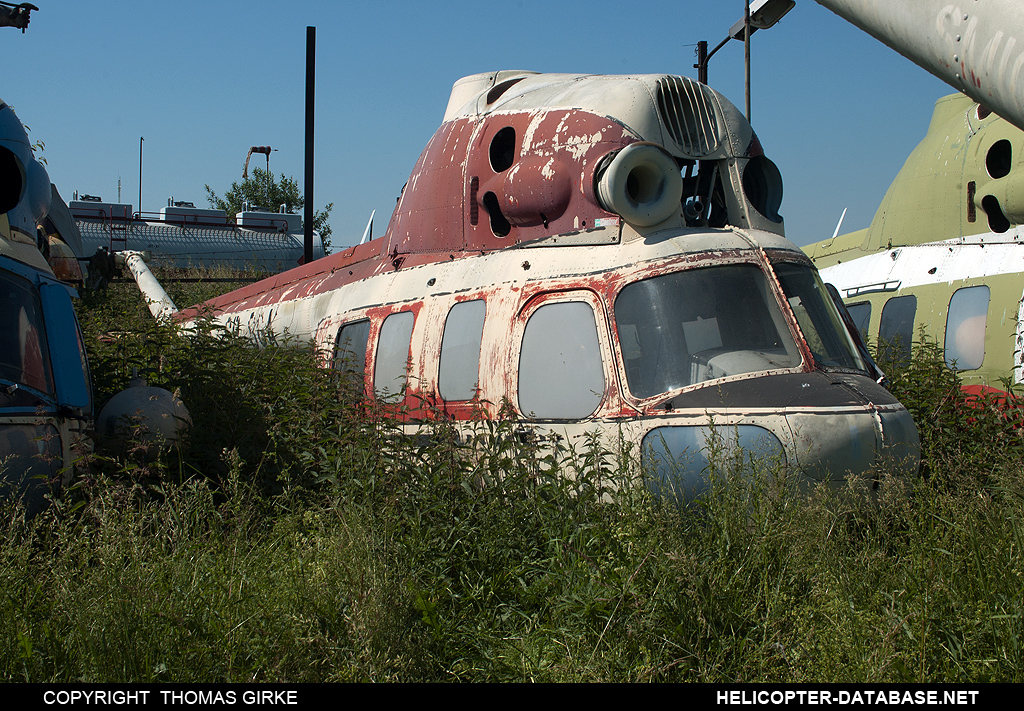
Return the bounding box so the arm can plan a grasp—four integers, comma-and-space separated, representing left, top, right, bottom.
614, 264, 802, 400
774, 262, 867, 373
0, 268, 54, 398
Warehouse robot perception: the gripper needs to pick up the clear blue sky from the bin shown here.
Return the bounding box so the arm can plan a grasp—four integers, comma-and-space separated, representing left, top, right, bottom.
5, 0, 950, 248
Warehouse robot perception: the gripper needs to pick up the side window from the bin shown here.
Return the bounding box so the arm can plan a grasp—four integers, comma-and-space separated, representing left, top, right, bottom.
374, 311, 415, 398
334, 319, 370, 373
846, 302, 871, 341
518, 300, 604, 419
439, 300, 486, 401
945, 286, 989, 370
0, 269, 54, 395
879, 295, 917, 363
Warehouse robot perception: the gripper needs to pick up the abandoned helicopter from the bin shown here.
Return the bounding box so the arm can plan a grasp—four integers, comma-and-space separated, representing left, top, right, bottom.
800, 0, 1024, 395
806, 90, 1024, 394
123, 0, 1024, 496
1, 98, 93, 514
2, 97, 192, 514
139, 70, 919, 501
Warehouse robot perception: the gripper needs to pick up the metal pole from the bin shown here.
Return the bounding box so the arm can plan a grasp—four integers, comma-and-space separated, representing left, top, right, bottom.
138, 137, 144, 215
744, 0, 751, 122
696, 40, 708, 84
303, 26, 315, 263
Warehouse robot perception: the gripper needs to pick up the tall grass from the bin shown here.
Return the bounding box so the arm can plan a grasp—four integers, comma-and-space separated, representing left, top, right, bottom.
1, 275, 1023, 681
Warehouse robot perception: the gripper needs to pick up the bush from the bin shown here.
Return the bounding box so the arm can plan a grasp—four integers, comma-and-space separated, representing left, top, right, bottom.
3, 277, 1024, 681
879, 333, 1024, 485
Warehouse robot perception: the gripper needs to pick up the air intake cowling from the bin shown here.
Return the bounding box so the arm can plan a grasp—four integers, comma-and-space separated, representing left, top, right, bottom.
596, 142, 683, 227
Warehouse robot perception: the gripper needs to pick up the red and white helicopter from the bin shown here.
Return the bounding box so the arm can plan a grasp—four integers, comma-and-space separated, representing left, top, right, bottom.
136, 69, 919, 500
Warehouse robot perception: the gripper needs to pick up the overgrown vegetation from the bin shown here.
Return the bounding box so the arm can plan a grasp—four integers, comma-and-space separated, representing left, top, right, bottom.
2, 277, 1024, 681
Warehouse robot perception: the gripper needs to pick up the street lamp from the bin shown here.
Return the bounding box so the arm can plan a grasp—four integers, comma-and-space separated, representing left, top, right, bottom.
694, 0, 795, 121
0, 2, 37, 33
243, 145, 277, 209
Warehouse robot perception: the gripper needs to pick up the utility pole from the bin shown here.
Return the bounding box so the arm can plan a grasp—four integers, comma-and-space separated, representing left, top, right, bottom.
695, 40, 708, 84
693, 0, 794, 118
744, 0, 751, 122
138, 137, 144, 215
304, 26, 315, 263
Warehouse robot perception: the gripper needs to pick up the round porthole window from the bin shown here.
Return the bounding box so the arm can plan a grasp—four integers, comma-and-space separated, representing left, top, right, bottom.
986, 139, 1012, 179
489, 127, 516, 173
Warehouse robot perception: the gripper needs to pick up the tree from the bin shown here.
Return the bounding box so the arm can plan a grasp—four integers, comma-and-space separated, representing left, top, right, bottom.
205, 168, 334, 253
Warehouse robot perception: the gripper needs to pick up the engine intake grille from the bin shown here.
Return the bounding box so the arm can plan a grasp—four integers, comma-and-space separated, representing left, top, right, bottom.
656, 76, 719, 158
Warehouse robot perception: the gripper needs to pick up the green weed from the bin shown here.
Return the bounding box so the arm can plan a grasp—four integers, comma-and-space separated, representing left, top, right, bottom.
1, 279, 1023, 681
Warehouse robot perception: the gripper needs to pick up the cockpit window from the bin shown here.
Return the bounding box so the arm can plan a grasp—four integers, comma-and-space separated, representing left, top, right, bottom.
0, 269, 54, 396
774, 263, 868, 373
614, 264, 801, 400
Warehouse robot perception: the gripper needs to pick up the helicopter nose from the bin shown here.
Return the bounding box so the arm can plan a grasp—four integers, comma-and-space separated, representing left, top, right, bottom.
641, 373, 920, 504
785, 374, 920, 487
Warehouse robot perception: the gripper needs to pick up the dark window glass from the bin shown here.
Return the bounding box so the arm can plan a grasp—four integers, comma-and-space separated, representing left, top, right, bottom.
334, 319, 370, 373
0, 269, 53, 395
879, 295, 917, 364
0, 423, 61, 517
614, 264, 800, 400
846, 302, 871, 341
775, 263, 867, 373
75, 320, 94, 414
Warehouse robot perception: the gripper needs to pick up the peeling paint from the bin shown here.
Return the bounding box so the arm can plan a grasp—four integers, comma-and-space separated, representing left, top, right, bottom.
173, 71, 919, 493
